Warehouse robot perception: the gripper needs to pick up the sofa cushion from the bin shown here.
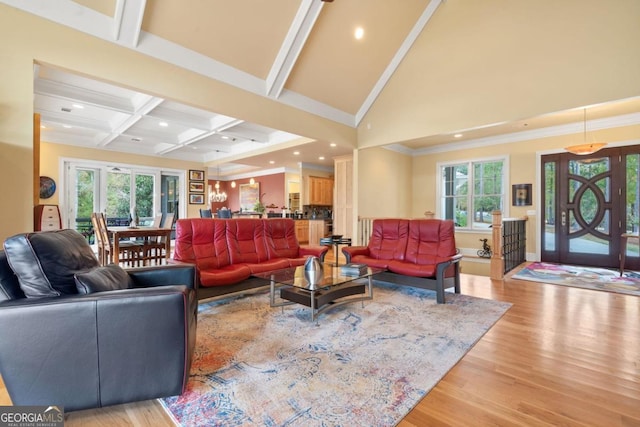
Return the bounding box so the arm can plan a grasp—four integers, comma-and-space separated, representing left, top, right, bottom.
226, 219, 269, 264
4, 230, 99, 298
245, 258, 291, 274
387, 260, 436, 277
174, 219, 232, 270
74, 264, 134, 295
264, 218, 300, 259
199, 264, 252, 287
367, 219, 410, 261
348, 255, 391, 270
0, 250, 25, 302
404, 219, 457, 265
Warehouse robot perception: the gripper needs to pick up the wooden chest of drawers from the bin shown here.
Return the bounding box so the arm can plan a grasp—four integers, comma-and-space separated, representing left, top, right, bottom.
34, 204, 62, 231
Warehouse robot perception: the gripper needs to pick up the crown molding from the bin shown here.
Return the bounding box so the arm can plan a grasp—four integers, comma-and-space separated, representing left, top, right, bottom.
412, 112, 640, 156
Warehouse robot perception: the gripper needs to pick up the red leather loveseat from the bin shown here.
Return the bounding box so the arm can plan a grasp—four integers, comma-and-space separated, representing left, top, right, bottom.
342, 218, 462, 303
174, 218, 329, 299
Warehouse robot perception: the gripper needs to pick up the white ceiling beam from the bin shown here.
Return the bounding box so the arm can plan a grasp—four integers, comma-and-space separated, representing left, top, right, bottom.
265, 0, 324, 99
156, 117, 243, 155
35, 77, 134, 112
97, 96, 164, 147
8, 0, 356, 127
355, 0, 443, 126
114, 0, 146, 47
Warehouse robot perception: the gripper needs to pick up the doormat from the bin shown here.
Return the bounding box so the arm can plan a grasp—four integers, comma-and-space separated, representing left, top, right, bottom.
512, 262, 640, 297
160, 283, 511, 426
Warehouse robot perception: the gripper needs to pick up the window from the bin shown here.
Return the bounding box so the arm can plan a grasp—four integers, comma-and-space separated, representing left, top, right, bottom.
63, 160, 184, 233
438, 157, 507, 230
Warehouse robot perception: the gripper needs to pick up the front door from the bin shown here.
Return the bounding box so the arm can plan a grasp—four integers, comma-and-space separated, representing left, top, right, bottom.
541, 147, 637, 268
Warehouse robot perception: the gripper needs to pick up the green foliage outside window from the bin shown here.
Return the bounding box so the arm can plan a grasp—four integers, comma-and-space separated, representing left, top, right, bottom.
441, 159, 505, 229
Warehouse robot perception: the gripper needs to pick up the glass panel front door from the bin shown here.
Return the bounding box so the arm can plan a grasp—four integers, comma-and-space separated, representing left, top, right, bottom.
542, 148, 623, 268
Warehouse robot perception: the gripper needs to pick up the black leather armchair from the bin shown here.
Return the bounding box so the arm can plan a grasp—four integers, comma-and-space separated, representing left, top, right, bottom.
0, 230, 197, 412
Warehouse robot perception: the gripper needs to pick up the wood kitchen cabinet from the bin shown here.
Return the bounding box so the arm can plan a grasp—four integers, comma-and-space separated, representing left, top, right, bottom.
294, 220, 309, 244
308, 219, 327, 245
308, 176, 334, 206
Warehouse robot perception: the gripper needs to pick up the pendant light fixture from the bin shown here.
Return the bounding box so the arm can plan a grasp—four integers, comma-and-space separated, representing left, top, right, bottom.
209, 151, 228, 203
564, 108, 607, 155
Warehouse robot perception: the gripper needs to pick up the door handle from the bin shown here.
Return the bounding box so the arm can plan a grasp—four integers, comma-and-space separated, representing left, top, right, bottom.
561, 211, 566, 227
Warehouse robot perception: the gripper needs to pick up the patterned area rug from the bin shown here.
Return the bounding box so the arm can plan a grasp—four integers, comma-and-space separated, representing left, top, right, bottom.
512, 262, 640, 297
160, 282, 511, 426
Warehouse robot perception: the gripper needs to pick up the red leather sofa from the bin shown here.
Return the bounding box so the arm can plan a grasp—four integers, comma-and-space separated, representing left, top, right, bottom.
174, 218, 329, 299
342, 218, 462, 303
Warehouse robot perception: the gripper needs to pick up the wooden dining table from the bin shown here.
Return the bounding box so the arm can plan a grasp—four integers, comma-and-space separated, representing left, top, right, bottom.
108, 226, 172, 266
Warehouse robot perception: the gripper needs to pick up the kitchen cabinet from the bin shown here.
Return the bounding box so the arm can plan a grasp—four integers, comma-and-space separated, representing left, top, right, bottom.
295, 220, 309, 244
308, 219, 328, 245
308, 176, 334, 206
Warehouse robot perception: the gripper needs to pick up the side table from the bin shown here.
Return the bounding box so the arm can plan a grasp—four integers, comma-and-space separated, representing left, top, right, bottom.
320, 237, 352, 267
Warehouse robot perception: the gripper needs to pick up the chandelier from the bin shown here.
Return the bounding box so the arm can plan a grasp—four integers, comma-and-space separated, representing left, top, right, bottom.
209, 181, 227, 203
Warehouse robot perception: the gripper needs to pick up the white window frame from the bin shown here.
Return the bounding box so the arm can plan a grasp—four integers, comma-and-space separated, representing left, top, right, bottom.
436, 155, 509, 232
59, 157, 186, 229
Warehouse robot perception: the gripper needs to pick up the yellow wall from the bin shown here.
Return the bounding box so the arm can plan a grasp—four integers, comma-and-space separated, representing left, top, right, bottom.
410, 124, 640, 257
357, 147, 413, 218
39, 141, 205, 219
0, 5, 356, 242
358, 0, 640, 148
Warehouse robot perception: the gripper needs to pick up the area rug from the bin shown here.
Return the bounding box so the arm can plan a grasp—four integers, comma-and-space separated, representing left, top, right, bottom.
512, 262, 640, 297
160, 282, 511, 426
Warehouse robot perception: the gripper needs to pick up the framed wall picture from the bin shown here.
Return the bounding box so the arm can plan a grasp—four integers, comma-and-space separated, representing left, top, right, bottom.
189, 181, 204, 193
189, 170, 204, 181
512, 183, 532, 206
189, 193, 205, 205
239, 182, 260, 211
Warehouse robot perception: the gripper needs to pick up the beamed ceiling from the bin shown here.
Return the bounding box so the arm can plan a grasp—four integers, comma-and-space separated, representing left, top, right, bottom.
4, 0, 640, 178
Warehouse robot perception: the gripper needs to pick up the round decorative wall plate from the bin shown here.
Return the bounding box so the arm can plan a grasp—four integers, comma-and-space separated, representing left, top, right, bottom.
39, 176, 56, 199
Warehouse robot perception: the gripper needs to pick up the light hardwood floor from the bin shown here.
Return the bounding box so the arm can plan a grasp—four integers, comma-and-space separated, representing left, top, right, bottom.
2, 272, 639, 426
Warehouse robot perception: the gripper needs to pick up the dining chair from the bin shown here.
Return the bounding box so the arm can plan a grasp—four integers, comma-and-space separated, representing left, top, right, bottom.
217, 208, 232, 219
144, 212, 175, 265
94, 212, 144, 267
200, 209, 213, 218
91, 212, 107, 265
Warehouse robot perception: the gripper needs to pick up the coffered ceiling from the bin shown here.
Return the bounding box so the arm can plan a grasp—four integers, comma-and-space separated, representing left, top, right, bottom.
6, 0, 640, 178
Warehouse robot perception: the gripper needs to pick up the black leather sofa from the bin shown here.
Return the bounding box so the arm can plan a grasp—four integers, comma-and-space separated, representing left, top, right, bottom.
0, 229, 197, 412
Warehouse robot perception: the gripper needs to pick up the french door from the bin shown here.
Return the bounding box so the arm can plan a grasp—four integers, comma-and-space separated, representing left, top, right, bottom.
542, 146, 640, 269
64, 162, 182, 237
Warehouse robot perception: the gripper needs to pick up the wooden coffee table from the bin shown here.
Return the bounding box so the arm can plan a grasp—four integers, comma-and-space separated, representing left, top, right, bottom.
254, 263, 382, 321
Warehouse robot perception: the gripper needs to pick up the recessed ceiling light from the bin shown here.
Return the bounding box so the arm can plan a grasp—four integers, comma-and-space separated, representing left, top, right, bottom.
221, 135, 230, 140
330, 143, 336, 147
131, 137, 142, 142
269, 160, 275, 164
454, 133, 463, 138
293, 151, 300, 155
63, 125, 72, 129
319, 156, 325, 160
40, 125, 46, 129
72, 104, 84, 109
159, 121, 168, 127
354, 27, 364, 40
